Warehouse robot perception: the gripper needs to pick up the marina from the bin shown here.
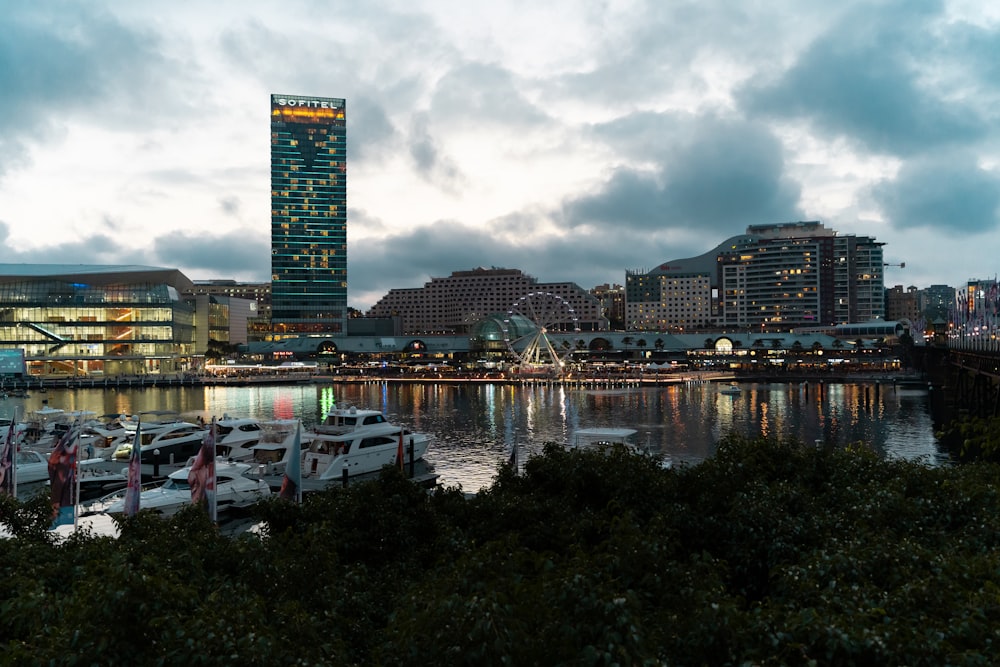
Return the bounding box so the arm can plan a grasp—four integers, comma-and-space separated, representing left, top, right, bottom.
4, 376, 944, 494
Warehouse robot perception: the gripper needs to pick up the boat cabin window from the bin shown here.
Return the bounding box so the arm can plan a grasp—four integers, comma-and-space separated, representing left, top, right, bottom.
360, 435, 396, 449
363, 415, 386, 426
253, 448, 284, 463
311, 441, 350, 455
163, 477, 190, 491
160, 427, 202, 440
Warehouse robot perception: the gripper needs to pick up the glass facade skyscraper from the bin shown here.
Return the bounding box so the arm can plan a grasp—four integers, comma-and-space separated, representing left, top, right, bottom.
270, 94, 347, 336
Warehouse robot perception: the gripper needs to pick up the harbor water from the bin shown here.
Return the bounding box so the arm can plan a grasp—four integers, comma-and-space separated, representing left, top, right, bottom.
6, 379, 945, 493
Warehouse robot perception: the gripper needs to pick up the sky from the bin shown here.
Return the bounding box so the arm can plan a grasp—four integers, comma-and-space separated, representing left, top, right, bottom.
2, 0, 999, 312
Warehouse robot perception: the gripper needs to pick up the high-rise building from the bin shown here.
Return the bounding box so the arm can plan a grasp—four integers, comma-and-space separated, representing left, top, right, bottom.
270, 94, 347, 337
626, 222, 886, 332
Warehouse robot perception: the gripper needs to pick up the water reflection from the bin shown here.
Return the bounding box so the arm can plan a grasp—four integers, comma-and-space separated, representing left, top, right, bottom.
2, 380, 945, 492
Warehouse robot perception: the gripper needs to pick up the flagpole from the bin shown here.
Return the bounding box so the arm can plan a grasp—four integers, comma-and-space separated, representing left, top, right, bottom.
73, 424, 81, 531
11, 406, 19, 501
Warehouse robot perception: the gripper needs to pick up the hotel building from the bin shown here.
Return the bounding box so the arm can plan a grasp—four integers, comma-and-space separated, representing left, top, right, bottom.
627, 222, 885, 332
367, 268, 609, 335
270, 94, 348, 337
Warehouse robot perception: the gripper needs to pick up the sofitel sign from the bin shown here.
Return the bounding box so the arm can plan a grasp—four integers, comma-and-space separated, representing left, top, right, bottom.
272, 96, 342, 110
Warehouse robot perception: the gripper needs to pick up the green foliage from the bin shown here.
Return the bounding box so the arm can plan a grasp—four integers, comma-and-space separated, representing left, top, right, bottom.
5, 438, 1000, 664
937, 415, 1000, 462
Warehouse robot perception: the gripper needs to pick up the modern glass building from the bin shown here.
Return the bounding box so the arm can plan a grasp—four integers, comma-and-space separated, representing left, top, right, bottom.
0, 265, 197, 377
270, 93, 348, 337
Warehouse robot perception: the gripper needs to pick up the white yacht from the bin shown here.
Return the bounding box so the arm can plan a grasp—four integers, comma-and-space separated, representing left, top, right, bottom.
78, 414, 133, 460
112, 415, 206, 465
570, 428, 640, 451
303, 420, 431, 481
245, 419, 307, 477
104, 460, 272, 517
312, 404, 392, 435
213, 415, 265, 461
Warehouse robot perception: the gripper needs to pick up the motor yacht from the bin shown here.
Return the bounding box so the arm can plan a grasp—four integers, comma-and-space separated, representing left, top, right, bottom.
112, 416, 206, 464
17, 408, 97, 449
302, 421, 431, 480
569, 427, 671, 468
78, 414, 133, 460
212, 415, 265, 461
104, 460, 272, 517
244, 419, 307, 476
312, 403, 392, 435
570, 427, 641, 451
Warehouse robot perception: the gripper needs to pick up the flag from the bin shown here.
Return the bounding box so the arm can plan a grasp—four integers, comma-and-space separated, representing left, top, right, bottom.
396, 430, 405, 471
0, 419, 16, 498
48, 427, 79, 529
279, 421, 302, 503
189, 417, 217, 521
122, 419, 142, 517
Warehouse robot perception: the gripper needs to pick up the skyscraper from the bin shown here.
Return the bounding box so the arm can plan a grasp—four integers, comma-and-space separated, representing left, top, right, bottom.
270, 94, 347, 337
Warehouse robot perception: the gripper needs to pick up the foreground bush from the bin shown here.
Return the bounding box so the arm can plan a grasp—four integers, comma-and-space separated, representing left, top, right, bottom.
2, 436, 1000, 665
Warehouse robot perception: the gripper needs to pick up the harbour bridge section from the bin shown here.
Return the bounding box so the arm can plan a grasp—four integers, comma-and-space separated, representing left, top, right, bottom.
911, 344, 1000, 419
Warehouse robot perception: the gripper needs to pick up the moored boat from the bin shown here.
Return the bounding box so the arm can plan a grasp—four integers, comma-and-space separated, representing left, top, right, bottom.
570, 427, 640, 451
104, 460, 272, 517
112, 414, 206, 464
302, 421, 431, 481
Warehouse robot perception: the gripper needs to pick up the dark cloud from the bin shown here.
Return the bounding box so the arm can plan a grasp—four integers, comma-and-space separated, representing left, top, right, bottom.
873, 154, 1000, 234
219, 196, 241, 216
0, 223, 135, 265
348, 96, 400, 163
429, 62, 550, 129
564, 117, 802, 232
739, 2, 986, 156
346, 218, 682, 311
408, 113, 465, 191
152, 229, 269, 281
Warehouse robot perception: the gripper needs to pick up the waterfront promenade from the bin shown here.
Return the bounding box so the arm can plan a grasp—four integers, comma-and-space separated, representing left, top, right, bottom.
0, 367, 926, 393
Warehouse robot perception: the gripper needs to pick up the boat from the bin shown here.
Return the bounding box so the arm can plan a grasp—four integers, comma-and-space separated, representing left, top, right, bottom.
78, 414, 133, 460
302, 421, 432, 481
18, 408, 98, 448
77, 462, 128, 502
312, 403, 392, 435
244, 419, 307, 476
719, 383, 742, 395
104, 461, 272, 517
569, 427, 671, 468
11, 449, 51, 487
112, 415, 206, 464
212, 415, 266, 461
9, 451, 127, 500
570, 428, 641, 451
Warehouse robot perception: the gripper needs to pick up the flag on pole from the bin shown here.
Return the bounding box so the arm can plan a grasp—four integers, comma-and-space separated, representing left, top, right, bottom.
0, 418, 16, 498
396, 430, 405, 471
48, 427, 79, 529
279, 421, 302, 503
189, 417, 217, 522
122, 419, 142, 517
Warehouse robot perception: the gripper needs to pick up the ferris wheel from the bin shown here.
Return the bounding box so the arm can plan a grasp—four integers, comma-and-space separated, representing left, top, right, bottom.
502, 292, 580, 376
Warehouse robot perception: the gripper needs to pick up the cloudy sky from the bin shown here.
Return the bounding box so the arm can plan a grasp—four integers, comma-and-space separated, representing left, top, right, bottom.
2, 0, 999, 311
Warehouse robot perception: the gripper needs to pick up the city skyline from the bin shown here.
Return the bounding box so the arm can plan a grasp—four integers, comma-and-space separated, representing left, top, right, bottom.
2, 1, 999, 312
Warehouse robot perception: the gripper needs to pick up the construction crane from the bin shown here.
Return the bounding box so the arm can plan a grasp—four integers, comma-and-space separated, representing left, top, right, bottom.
883, 262, 906, 268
